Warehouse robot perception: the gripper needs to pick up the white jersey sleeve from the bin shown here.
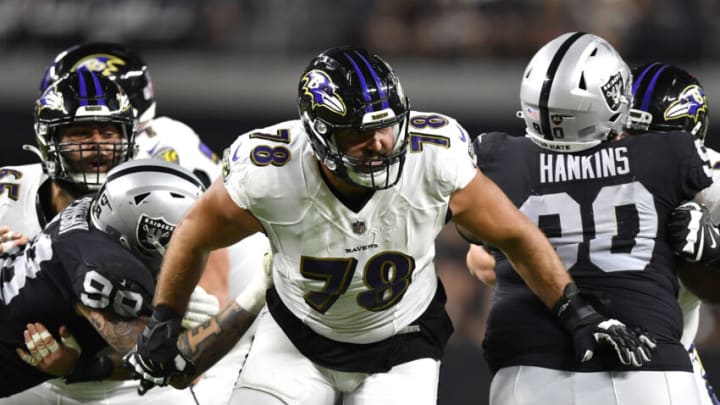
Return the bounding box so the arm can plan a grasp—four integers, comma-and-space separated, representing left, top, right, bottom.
222, 113, 476, 344
0, 163, 48, 237
134, 116, 222, 186
700, 146, 720, 224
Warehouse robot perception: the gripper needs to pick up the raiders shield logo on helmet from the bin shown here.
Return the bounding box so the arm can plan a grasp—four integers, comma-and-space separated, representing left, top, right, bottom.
136, 214, 176, 253
601, 72, 624, 111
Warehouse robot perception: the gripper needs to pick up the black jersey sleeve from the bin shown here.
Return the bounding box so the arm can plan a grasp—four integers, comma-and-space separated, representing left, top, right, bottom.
54, 229, 155, 318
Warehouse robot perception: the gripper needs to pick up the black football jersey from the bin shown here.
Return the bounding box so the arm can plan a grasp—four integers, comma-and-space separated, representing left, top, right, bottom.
0, 196, 155, 396
475, 131, 712, 373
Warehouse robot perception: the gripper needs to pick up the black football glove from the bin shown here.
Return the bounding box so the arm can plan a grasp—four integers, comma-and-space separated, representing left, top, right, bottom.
553, 283, 656, 367
669, 201, 720, 264
123, 304, 194, 394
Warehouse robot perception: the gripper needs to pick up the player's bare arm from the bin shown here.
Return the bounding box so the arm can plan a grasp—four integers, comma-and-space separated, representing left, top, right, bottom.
170, 300, 258, 388
154, 177, 264, 315
75, 303, 148, 354
451, 170, 571, 308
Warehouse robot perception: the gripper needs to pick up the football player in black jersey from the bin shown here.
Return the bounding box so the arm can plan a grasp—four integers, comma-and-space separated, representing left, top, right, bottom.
469, 33, 710, 404
0, 159, 205, 396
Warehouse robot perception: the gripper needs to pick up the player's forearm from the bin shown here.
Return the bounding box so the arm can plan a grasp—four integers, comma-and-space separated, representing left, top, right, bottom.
154, 216, 211, 314
76, 304, 148, 353
502, 229, 571, 308
171, 300, 257, 388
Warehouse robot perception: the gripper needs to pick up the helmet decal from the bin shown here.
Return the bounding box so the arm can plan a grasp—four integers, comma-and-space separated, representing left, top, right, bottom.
342, 50, 389, 111
628, 62, 709, 142
635, 64, 669, 112
116, 90, 133, 113
664, 84, 707, 122
301, 70, 346, 116
153, 147, 180, 164
77, 69, 105, 106
40, 43, 156, 122
136, 214, 175, 254
71, 54, 128, 78
601, 72, 624, 111
91, 159, 204, 274
538, 32, 586, 140
521, 32, 631, 152
38, 86, 67, 114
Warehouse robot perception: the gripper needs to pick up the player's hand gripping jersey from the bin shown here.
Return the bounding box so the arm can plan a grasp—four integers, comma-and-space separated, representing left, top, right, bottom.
222, 112, 476, 370
474, 131, 712, 373
0, 196, 155, 396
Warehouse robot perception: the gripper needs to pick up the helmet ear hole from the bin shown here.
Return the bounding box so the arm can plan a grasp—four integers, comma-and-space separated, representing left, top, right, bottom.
579, 73, 587, 90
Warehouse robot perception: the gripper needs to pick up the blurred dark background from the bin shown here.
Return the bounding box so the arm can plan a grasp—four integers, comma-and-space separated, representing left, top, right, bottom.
2, 1, 720, 404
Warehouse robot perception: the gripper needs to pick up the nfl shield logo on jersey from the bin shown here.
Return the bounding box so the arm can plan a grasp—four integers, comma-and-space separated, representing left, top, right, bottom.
137, 214, 176, 253
352, 220, 366, 235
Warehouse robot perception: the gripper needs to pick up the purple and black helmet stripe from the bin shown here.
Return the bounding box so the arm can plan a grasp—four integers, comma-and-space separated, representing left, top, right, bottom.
343, 50, 389, 112
76, 70, 106, 107
539, 32, 587, 140
632, 63, 668, 112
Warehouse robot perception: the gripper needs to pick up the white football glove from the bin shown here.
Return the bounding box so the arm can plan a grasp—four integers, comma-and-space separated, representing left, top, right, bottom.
669, 201, 720, 263
182, 286, 220, 329
235, 249, 274, 314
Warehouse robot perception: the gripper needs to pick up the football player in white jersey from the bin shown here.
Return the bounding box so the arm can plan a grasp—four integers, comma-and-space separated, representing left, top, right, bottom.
37, 42, 221, 188
124, 46, 655, 405
21, 41, 270, 405
625, 62, 719, 405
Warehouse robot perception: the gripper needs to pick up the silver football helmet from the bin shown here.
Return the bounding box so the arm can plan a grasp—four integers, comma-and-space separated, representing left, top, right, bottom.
519, 32, 632, 152
90, 159, 205, 274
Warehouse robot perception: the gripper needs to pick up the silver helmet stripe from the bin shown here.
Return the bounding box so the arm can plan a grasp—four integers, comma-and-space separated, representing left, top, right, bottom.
105, 164, 205, 190
539, 32, 587, 140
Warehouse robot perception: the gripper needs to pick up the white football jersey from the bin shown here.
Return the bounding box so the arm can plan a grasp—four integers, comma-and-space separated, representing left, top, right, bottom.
223, 112, 477, 344
0, 163, 48, 237
135, 116, 221, 185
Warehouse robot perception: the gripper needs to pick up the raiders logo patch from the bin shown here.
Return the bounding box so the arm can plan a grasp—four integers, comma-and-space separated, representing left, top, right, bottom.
601, 72, 624, 111
137, 214, 176, 253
